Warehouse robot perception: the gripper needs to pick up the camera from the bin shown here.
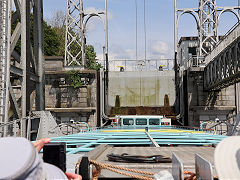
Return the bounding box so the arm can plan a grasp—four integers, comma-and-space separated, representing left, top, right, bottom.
43, 142, 66, 172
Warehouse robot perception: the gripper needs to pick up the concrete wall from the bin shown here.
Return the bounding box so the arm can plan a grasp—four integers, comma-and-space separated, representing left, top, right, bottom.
177, 38, 198, 69
108, 71, 175, 107
176, 38, 237, 128
185, 71, 236, 127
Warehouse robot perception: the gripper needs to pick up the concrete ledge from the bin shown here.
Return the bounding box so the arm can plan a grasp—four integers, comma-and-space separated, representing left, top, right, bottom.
46, 107, 96, 113
191, 106, 236, 111
46, 69, 96, 75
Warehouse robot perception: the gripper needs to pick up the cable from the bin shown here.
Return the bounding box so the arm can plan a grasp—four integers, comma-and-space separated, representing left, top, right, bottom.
135, 0, 138, 61
144, 0, 147, 62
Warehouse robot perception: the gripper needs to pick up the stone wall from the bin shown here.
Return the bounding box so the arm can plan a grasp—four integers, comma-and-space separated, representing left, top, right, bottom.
44, 66, 99, 127
180, 70, 236, 127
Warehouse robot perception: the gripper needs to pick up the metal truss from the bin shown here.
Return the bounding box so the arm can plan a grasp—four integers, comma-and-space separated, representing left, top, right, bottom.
0, 0, 45, 137
174, 0, 240, 57
204, 27, 240, 91
64, 0, 105, 68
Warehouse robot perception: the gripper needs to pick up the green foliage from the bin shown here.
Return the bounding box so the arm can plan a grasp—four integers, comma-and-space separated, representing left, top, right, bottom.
11, 12, 102, 89
85, 45, 102, 71
43, 22, 61, 56
12, 13, 60, 56
67, 71, 82, 88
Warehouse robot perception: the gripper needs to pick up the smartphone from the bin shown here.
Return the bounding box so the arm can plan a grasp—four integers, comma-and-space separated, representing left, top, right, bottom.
43, 142, 66, 172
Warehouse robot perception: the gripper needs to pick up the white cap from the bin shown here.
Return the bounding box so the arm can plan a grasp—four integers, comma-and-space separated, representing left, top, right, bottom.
214, 136, 240, 179
0, 137, 67, 179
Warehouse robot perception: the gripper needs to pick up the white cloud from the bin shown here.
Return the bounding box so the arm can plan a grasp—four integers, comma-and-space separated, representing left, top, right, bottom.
150, 41, 169, 55
84, 7, 113, 32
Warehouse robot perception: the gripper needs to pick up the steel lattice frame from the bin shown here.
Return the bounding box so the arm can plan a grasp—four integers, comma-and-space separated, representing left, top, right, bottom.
64, 0, 106, 68
199, 0, 218, 55
204, 24, 240, 90
174, 0, 240, 58
65, 0, 83, 67
0, 0, 45, 137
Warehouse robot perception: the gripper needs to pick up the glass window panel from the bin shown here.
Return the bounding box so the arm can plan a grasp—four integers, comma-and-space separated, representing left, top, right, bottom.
136, 118, 147, 125
123, 118, 134, 125
149, 118, 160, 125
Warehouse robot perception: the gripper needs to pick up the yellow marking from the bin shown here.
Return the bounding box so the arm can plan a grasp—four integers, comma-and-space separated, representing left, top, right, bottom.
100, 129, 207, 134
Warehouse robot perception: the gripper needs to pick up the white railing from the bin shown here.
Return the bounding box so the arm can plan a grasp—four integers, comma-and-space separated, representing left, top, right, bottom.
188, 55, 205, 67
97, 59, 174, 71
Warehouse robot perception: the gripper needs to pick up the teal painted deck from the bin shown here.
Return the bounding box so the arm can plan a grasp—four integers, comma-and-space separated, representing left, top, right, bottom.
51, 126, 227, 154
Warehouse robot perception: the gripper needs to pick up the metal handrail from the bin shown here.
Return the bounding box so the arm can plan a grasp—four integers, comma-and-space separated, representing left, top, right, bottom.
188, 55, 205, 67
209, 21, 240, 54
97, 59, 174, 71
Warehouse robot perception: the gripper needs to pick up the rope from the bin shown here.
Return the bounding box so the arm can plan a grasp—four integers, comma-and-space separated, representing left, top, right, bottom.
90, 159, 155, 175
75, 159, 155, 180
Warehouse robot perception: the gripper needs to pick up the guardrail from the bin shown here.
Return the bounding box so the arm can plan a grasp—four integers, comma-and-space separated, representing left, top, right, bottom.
210, 21, 240, 54
97, 59, 174, 71
0, 117, 35, 138
188, 55, 205, 67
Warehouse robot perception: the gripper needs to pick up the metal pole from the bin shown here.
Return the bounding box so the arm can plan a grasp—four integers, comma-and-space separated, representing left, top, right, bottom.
21, 0, 27, 137
144, 0, 147, 62
174, 0, 177, 54
105, 0, 109, 115
13, 120, 17, 137
135, 0, 138, 61
105, 0, 108, 59
80, 0, 85, 68
27, 116, 31, 140
34, 0, 45, 110
2, 0, 11, 136
103, 46, 105, 69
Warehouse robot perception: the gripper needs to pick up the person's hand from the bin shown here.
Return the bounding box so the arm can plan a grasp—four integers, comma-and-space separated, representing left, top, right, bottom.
65, 172, 82, 180
33, 138, 51, 152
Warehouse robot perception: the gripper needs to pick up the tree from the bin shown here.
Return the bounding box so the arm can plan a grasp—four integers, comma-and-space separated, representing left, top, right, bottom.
46, 11, 101, 71
12, 13, 61, 56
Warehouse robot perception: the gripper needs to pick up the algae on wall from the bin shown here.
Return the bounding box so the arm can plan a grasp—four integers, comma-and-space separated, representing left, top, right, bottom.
109, 71, 175, 107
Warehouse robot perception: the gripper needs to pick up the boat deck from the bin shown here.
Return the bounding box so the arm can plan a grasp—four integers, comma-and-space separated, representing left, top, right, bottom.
86, 145, 216, 178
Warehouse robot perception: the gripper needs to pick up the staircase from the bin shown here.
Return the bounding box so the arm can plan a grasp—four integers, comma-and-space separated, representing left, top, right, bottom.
33, 111, 63, 140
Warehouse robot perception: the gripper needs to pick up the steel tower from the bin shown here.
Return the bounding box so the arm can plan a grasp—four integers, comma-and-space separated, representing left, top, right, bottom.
0, 0, 45, 137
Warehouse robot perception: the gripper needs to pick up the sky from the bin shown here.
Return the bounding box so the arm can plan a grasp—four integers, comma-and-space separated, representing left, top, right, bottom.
43, 0, 240, 62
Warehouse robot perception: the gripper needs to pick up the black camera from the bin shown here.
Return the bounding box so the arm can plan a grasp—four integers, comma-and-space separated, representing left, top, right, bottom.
43, 142, 66, 172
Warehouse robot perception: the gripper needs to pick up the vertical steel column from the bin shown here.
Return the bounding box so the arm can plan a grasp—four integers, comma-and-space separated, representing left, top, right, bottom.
0, 0, 11, 136
80, 0, 85, 68
105, 0, 109, 115
235, 83, 240, 113
174, 0, 178, 54
34, 0, 45, 110
21, 0, 27, 137
0, 0, 45, 137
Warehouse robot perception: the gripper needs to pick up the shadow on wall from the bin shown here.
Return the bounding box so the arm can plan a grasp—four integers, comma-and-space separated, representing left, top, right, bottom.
115, 95, 120, 107
206, 91, 218, 108
49, 80, 82, 108
164, 94, 170, 107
